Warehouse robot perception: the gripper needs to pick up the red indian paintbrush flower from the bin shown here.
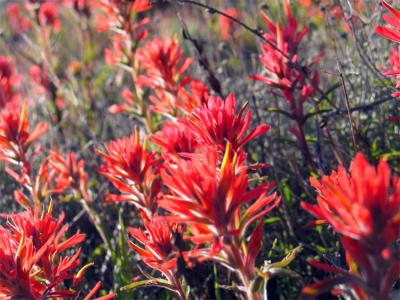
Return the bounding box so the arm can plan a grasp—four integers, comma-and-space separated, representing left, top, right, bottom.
376, 1, 400, 98
136, 37, 192, 92
136, 37, 199, 115
382, 46, 400, 97
0, 102, 48, 165
376, 0, 400, 44
0, 204, 86, 299
219, 8, 240, 40
128, 211, 200, 299
302, 153, 399, 246
48, 150, 89, 200
250, 0, 321, 164
129, 211, 185, 275
160, 144, 279, 247
0, 56, 21, 108
6, 3, 31, 34
38, 2, 62, 31
94, 0, 151, 41
148, 79, 209, 115
251, 0, 321, 119
151, 121, 199, 156
182, 93, 270, 151
160, 144, 280, 300
301, 153, 400, 299
96, 129, 161, 214
134, 37, 210, 116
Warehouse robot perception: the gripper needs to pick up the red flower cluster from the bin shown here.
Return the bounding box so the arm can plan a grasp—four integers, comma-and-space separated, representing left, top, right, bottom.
251, 0, 321, 120
0, 56, 21, 108
95, 0, 152, 66
160, 144, 278, 248
151, 121, 199, 156
0, 102, 48, 166
376, 0, 400, 43
376, 0, 400, 97
0, 95, 116, 298
0, 205, 85, 299
302, 153, 400, 299
136, 37, 207, 115
182, 93, 270, 151
251, 0, 321, 163
49, 150, 89, 200
38, 2, 62, 32
100, 82, 277, 298
97, 129, 162, 215
6, 3, 31, 34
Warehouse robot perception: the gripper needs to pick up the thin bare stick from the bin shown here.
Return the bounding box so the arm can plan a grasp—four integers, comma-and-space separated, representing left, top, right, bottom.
337, 62, 359, 151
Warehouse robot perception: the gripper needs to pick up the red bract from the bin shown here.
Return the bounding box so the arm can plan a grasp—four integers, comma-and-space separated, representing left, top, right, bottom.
29, 65, 51, 95
303, 153, 399, 245
383, 46, 400, 97
6, 3, 31, 34
38, 2, 61, 31
0, 205, 86, 299
376, 1, 400, 98
302, 153, 400, 299
104, 34, 125, 66
0, 102, 48, 164
129, 212, 184, 274
182, 93, 270, 151
251, 0, 321, 119
151, 121, 199, 156
48, 150, 89, 199
128, 211, 197, 298
160, 144, 279, 247
376, 0, 400, 43
260, 0, 308, 56
136, 37, 192, 92
148, 81, 209, 115
219, 8, 240, 40
0, 56, 21, 108
96, 130, 161, 215
250, 0, 320, 164
94, 0, 151, 36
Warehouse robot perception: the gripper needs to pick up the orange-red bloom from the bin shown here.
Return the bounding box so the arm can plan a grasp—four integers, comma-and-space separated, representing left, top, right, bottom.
0, 56, 21, 108
182, 93, 270, 151
6, 3, 31, 34
302, 153, 399, 245
302, 153, 400, 299
94, 0, 151, 42
160, 145, 279, 247
96, 130, 161, 214
0, 206, 85, 299
383, 46, 400, 97
376, 1, 400, 98
0, 102, 48, 165
38, 2, 61, 31
251, 0, 321, 119
48, 150, 89, 199
376, 0, 400, 44
151, 121, 199, 156
136, 37, 192, 91
129, 212, 185, 274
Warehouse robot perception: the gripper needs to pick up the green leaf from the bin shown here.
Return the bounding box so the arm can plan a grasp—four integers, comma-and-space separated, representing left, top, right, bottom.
120, 279, 175, 291
264, 217, 281, 224
266, 245, 303, 269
